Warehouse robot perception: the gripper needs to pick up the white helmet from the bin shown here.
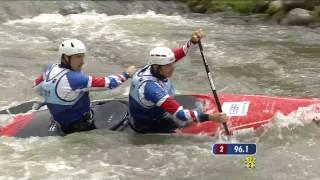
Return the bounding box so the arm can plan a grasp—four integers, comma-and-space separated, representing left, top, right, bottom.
59, 39, 86, 57
148, 47, 175, 65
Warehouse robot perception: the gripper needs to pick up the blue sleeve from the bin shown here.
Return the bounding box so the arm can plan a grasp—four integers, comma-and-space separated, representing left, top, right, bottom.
66, 71, 89, 90
143, 81, 168, 104
107, 77, 119, 89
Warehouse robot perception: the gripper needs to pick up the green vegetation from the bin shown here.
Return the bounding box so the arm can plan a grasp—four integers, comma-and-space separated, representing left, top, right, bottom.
312, 6, 320, 17
187, 0, 262, 13
311, 6, 320, 22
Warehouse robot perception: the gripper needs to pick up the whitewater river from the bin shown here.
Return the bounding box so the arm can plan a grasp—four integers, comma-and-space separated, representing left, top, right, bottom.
0, 1, 319, 179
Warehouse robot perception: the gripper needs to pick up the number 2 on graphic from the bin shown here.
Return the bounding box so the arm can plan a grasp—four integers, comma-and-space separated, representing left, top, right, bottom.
220, 146, 224, 153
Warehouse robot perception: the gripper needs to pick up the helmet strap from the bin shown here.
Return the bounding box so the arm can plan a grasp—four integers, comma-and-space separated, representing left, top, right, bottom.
59, 55, 73, 70
150, 65, 167, 81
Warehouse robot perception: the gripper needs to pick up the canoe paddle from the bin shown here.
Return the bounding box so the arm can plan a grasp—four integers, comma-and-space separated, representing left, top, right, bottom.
198, 40, 231, 136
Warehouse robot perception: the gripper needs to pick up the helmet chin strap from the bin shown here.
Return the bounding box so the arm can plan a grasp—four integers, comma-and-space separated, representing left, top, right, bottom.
150, 65, 167, 81
59, 55, 73, 70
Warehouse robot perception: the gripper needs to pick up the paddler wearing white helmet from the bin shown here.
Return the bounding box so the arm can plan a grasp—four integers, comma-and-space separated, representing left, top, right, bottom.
33, 39, 136, 134
128, 29, 228, 133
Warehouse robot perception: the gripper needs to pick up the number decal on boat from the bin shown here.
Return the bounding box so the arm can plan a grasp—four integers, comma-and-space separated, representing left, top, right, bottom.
222, 102, 250, 116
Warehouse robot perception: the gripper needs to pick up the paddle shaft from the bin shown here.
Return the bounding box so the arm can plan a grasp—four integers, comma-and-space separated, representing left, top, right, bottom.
198, 40, 230, 136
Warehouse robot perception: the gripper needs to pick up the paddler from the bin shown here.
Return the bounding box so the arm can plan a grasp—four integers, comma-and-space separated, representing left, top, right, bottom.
128, 29, 228, 133
33, 39, 136, 134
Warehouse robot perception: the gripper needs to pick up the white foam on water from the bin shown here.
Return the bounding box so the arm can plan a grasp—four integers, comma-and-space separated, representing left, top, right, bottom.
0, 114, 12, 127
5, 13, 65, 24
273, 104, 320, 129
5, 10, 188, 25
44, 161, 74, 172
1, 137, 42, 152
0, 28, 51, 46
3, 11, 196, 47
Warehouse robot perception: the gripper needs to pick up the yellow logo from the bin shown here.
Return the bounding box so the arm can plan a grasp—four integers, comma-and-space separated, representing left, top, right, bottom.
245, 156, 256, 169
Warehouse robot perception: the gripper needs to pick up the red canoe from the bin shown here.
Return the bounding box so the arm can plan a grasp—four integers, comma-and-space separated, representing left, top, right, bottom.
0, 94, 319, 137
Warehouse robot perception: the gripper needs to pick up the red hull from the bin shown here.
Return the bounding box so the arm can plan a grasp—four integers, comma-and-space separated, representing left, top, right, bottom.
180, 94, 320, 135
1, 94, 320, 137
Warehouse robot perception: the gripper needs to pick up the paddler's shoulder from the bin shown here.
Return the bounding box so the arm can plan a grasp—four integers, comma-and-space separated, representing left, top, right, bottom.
42, 63, 57, 72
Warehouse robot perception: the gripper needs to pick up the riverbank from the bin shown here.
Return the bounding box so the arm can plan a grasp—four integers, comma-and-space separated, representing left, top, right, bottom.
187, 0, 320, 28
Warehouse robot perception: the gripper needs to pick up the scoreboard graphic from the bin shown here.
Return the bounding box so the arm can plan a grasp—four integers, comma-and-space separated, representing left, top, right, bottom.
212, 143, 257, 169
212, 143, 256, 155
